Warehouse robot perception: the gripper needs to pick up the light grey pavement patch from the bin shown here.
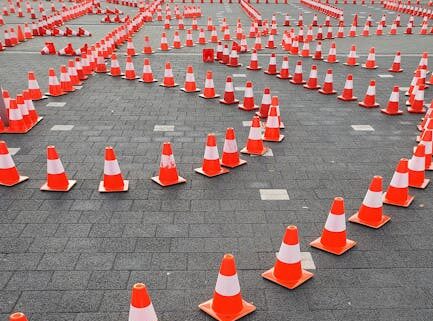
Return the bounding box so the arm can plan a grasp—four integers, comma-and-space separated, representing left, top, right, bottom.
50, 125, 74, 131
8, 148, 20, 155
235, 87, 246, 91
351, 125, 375, 131
301, 252, 316, 270
153, 125, 175, 132
233, 74, 247, 78
378, 74, 394, 78
260, 189, 290, 200
46, 102, 66, 107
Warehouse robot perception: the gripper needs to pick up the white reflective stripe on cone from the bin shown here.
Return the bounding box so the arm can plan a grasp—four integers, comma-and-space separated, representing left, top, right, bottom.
49, 76, 59, 85
389, 91, 399, 101
215, 273, 241, 296
345, 80, 353, 89
324, 212, 346, 232
223, 139, 238, 153
366, 85, 376, 95
128, 304, 157, 321
390, 172, 408, 187
324, 73, 333, 82
409, 155, 425, 171
244, 87, 253, 97
362, 190, 382, 208
421, 141, 432, 154
204, 146, 219, 160
205, 79, 214, 88
0, 154, 15, 169
186, 73, 194, 82
104, 160, 121, 175
262, 95, 271, 104
160, 154, 176, 168
9, 108, 23, 120
29, 80, 39, 89
277, 242, 301, 264
225, 82, 234, 92
47, 158, 65, 174
249, 127, 262, 140
266, 116, 279, 128
164, 69, 173, 77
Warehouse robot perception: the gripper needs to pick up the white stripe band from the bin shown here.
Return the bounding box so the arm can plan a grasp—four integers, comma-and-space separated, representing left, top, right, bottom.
0, 154, 15, 169
215, 273, 240, 296
104, 160, 121, 175
276, 242, 301, 264
47, 159, 65, 174
362, 190, 382, 208
204, 146, 219, 160
324, 212, 346, 232
128, 304, 157, 321
390, 172, 408, 188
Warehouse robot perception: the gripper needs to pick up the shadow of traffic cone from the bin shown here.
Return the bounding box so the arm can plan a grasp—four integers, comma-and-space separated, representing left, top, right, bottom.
199, 254, 256, 321
262, 225, 314, 289
389, 51, 403, 72
219, 76, 239, 105
122, 56, 139, 80
41, 146, 76, 191
195, 133, 229, 177
0, 140, 28, 186
408, 144, 430, 189
241, 116, 269, 155
348, 176, 391, 228
256, 88, 271, 118
28, 71, 47, 100
343, 45, 359, 66
199, 71, 220, 99
221, 128, 247, 168
304, 65, 320, 90
264, 53, 278, 75
289, 61, 306, 84
246, 49, 261, 70
159, 62, 178, 87
108, 53, 123, 76
181, 65, 200, 93
238, 81, 258, 111
139, 59, 158, 83
359, 80, 380, 108
99, 146, 129, 192
46, 68, 65, 97
152, 142, 186, 186
263, 106, 284, 142
129, 283, 158, 321
362, 47, 378, 69
319, 69, 336, 95
381, 86, 403, 115
277, 56, 291, 79
310, 197, 356, 255
383, 158, 414, 207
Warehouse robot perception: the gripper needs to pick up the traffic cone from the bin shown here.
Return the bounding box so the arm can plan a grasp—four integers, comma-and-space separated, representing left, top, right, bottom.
95, 52, 107, 73
220, 45, 230, 65
181, 65, 200, 93
408, 84, 426, 114
67, 60, 81, 86
310, 197, 356, 255
107, 53, 123, 77
277, 56, 290, 79
262, 225, 314, 289
199, 71, 220, 99
128, 283, 158, 321
122, 56, 139, 80
197, 28, 207, 44
219, 76, 239, 105
388, 51, 403, 72
184, 29, 194, 47
265, 34, 276, 49
3, 99, 28, 133
227, 49, 241, 67
289, 61, 305, 84
264, 53, 278, 75
16, 94, 32, 129
220, 128, 247, 168
318, 69, 336, 95
381, 86, 403, 115
246, 49, 261, 70
241, 116, 269, 156
343, 45, 359, 66
362, 47, 378, 69
159, 32, 170, 51
238, 81, 258, 111
46, 68, 65, 97
263, 106, 284, 142
22, 90, 42, 125
40, 146, 76, 191
383, 158, 414, 207
359, 80, 380, 108
408, 144, 430, 189
303, 65, 320, 90
348, 176, 390, 228
99, 146, 129, 192
256, 88, 271, 118
0, 140, 28, 186
312, 41, 323, 60
125, 38, 138, 56
172, 31, 183, 49
324, 42, 339, 63
159, 62, 178, 87
299, 41, 311, 58
195, 133, 229, 177
59, 65, 75, 92
420, 130, 433, 170
143, 35, 154, 54
28, 71, 47, 100
151, 142, 186, 186
139, 59, 158, 83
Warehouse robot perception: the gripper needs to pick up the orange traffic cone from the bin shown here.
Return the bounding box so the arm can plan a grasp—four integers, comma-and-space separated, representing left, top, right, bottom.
159, 62, 178, 87
420, 130, 433, 170
310, 197, 356, 255
262, 225, 313, 289
0, 140, 28, 186
241, 116, 269, 156
159, 32, 170, 51
228, 48, 241, 67
152, 142, 186, 186
46, 68, 65, 97
122, 56, 139, 80
16, 94, 32, 129
304, 65, 321, 90
108, 53, 123, 76
362, 47, 378, 69
389, 51, 403, 72
256, 88, 272, 118
343, 45, 359, 66
23, 90, 42, 125
172, 31, 183, 49
199, 71, 220, 99
220, 128, 247, 168
28, 71, 47, 100
312, 41, 323, 60
348, 176, 390, 228
277, 56, 290, 79
264, 53, 278, 75
324, 42, 339, 63
289, 61, 305, 84
381, 86, 403, 115
128, 283, 158, 321
199, 254, 256, 321
408, 144, 430, 189
195, 133, 229, 177
99, 146, 129, 192
408, 84, 426, 114
263, 106, 284, 142
338, 74, 357, 101
181, 65, 200, 93
383, 158, 414, 207
143, 36, 154, 54
318, 69, 336, 95
126, 37, 137, 56
219, 76, 239, 105
3, 99, 28, 133
238, 81, 258, 111
359, 80, 380, 108
246, 49, 261, 70
40, 146, 76, 191
59, 65, 75, 92
139, 59, 158, 83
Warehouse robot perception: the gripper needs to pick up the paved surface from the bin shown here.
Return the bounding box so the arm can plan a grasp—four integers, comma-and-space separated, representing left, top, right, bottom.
1, 1, 433, 321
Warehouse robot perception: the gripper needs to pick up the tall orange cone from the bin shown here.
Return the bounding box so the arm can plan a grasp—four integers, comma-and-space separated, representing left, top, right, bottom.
389, 51, 403, 72
262, 225, 313, 289
129, 283, 158, 321
152, 142, 186, 186
99, 146, 129, 192
338, 74, 357, 101
41, 146, 76, 191
28, 71, 47, 100
362, 47, 378, 69
159, 62, 178, 87
122, 56, 139, 80
199, 254, 256, 321
312, 41, 323, 60
219, 76, 239, 105
139, 59, 158, 83
195, 133, 229, 177
125, 37, 137, 56
238, 81, 258, 111
303, 65, 320, 90
159, 32, 170, 51
263, 106, 284, 142
310, 197, 356, 255
318, 69, 336, 95
383, 158, 414, 207
220, 128, 247, 168
348, 176, 391, 228
241, 116, 269, 156
264, 53, 278, 75
46, 68, 65, 97
108, 53, 123, 76
359, 80, 380, 108
408, 144, 430, 189
289, 61, 305, 84
0, 140, 28, 186
181, 65, 200, 93
199, 71, 220, 99
381, 86, 403, 115
256, 88, 271, 118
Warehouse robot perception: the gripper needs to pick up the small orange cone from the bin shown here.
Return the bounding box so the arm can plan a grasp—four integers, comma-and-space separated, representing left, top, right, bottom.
23, 90, 42, 125
195, 133, 229, 177
389, 51, 403, 72
324, 42, 339, 63
185, 29, 195, 47
238, 81, 258, 111
139, 59, 158, 83
312, 41, 323, 61
241, 116, 269, 156
383, 158, 414, 207
41, 146, 76, 192
16, 94, 32, 129
60, 65, 75, 92
108, 53, 123, 76
348, 176, 391, 228
310, 197, 356, 255
172, 31, 183, 49
181, 65, 200, 93
289, 61, 305, 84
420, 130, 433, 171
407, 84, 426, 114
263, 106, 284, 142
99, 146, 129, 192
264, 53, 278, 75
28, 71, 47, 100
67, 60, 82, 87
199, 71, 220, 99
95, 52, 107, 73
277, 56, 290, 79
3, 99, 28, 133
408, 144, 430, 189
152, 142, 186, 186
221, 128, 247, 168
338, 74, 357, 101
199, 254, 256, 321
159, 32, 171, 51
159, 62, 178, 87
46, 68, 65, 97
246, 49, 261, 70
359, 80, 380, 108
125, 37, 137, 56
122, 56, 139, 80
142, 35, 154, 54
0, 140, 28, 186
219, 76, 239, 105
381, 86, 403, 115
362, 47, 378, 69
318, 69, 336, 95
262, 225, 313, 289
256, 88, 272, 118
128, 283, 158, 321
343, 45, 359, 66
227, 48, 241, 67
303, 65, 320, 90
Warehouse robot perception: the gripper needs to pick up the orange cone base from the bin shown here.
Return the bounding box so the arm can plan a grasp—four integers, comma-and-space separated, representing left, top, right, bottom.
3, 117, 43, 134
263, 134, 284, 142
246, 66, 261, 71
151, 175, 186, 187
199, 94, 220, 99
382, 192, 414, 207
194, 167, 229, 177
220, 158, 247, 168
323, 59, 339, 63
407, 107, 426, 114
337, 95, 357, 101
265, 45, 277, 49
0, 175, 29, 187
181, 87, 201, 93
388, 68, 403, 72
238, 104, 259, 111
289, 79, 306, 84
159, 48, 172, 51
409, 178, 430, 189
159, 83, 179, 87
359, 101, 380, 108
310, 237, 356, 255
219, 98, 239, 105
381, 108, 403, 115
348, 212, 391, 229
40, 179, 76, 192
139, 78, 158, 83
276, 74, 292, 79
227, 63, 242, 67
361, 64, 378, 69
262, 267, 313, 289
240, 146, 269, 156
199, 298, 256, 321
45, 92, 66, 97
318, 89, 337, 95
99, 180, 129, 192
343, 62, 359, 66
121, 75, 140, 80
108, 72, 124, 77
264, 71, 278, 75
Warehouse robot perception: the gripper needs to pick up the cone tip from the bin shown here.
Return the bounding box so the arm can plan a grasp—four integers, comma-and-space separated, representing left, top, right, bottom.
283, 225, 299, 245
220, 253, 237, 276
331, 197, 345, 214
